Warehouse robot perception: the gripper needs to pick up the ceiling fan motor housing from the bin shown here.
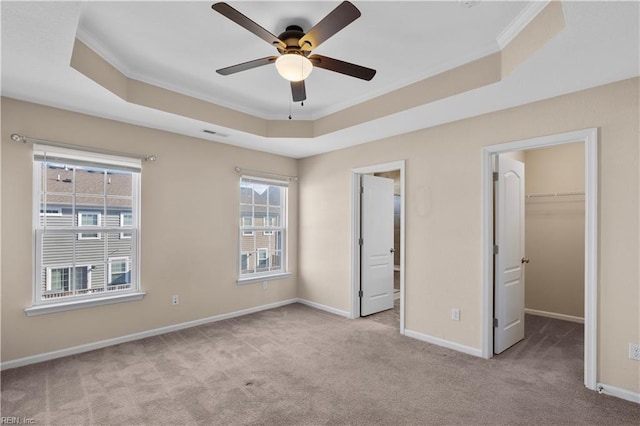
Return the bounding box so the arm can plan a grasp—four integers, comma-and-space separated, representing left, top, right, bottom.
277, 25, 310, 56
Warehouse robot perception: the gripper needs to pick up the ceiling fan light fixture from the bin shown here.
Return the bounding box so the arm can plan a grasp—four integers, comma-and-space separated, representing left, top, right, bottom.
275, 54, 313, 82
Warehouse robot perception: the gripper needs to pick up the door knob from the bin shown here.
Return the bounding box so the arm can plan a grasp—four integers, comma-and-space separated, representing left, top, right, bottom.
521, 257, 530, 264
390, 248, 395, 253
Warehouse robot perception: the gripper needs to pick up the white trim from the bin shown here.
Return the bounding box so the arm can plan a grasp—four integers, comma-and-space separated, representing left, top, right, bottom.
583, 130, 599, 391
7, 298, 295, 370
25, 292, 145, 317
497, 0, 551, 49
351, 160, 406, 335
296, 298, 350, 318
597, 383, 640, 404
404, 329, 483, 358
481, 128, 598, 392
524, 308, 584, 324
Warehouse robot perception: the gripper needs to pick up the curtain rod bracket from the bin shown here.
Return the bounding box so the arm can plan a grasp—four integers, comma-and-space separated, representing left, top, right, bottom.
11, 133, 26, 143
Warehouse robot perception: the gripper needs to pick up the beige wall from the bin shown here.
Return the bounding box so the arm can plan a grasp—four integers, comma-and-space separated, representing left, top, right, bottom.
298, 78, 639, 392
523, 143, 585, 318
1, 78, 639, 395
1, 98, 298, 362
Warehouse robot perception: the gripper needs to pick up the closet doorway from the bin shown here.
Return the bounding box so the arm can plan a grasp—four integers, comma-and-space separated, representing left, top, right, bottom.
350, 160, 406, 334
482, 128, 598, 390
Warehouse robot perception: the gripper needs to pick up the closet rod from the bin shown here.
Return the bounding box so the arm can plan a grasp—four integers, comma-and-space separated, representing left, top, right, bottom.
234, 166, 298, 181
10, 133, 157, 162
525, 191, 584, 198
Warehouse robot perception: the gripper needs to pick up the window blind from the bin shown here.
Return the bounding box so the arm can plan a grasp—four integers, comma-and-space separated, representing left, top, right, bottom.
34, 144, 142, 173
241, 175, 290, 187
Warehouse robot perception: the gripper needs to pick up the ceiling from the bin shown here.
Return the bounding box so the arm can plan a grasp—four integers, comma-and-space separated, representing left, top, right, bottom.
2, 1, 639, 159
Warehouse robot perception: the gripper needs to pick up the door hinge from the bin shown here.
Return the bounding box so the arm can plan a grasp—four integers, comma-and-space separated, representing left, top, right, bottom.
359, 237, 363, 246
493, 172, 499, 182
358, 290, 363, 298
493, 318, 498, 328
493, 245, 499, 255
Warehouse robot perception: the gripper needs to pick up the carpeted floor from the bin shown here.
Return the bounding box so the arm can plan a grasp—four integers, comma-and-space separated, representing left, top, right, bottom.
364, 298, 400, 329
2, 303, 639, 425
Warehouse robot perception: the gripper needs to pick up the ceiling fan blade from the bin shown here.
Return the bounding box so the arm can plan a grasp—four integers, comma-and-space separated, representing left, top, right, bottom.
309, 54, 376, 81
216, 56, 278, 76
298, 1, 361, 51
212, 2, 286, 50
291, 80, 306, 102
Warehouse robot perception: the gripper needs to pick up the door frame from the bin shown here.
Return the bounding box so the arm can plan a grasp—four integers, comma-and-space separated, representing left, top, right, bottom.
351, 160, 406, 334
481, 128, 598, 390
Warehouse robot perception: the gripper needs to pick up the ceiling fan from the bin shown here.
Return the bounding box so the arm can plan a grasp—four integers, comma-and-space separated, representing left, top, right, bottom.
211, 1, 376, 103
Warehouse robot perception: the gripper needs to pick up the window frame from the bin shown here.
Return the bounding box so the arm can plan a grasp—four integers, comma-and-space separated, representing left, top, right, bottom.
257, 248, 269, 270
241, 216, 254, 236
120, 211, 133, 239
77, 211, 102, 240
45, 264, 92, 292
108, 256, 131, 287
28, 145, 144, 316
238, 176, 289, 283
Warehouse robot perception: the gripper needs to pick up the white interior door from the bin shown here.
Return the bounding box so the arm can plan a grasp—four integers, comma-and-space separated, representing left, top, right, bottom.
494, 156, 526, 354
360, 174, 394, 316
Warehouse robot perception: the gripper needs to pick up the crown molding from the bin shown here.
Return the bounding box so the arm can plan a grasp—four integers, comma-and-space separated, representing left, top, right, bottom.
497, 0, 551, 49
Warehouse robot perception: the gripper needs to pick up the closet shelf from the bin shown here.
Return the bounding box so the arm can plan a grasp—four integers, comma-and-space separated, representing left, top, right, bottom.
525, 191, 584, 198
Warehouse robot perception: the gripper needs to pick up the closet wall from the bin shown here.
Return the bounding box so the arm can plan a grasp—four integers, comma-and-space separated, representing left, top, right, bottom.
524, 143, 585, 319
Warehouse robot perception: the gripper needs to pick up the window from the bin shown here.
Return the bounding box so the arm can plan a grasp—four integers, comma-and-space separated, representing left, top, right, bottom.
241, 216, 254, 236
239, 176, 287, 281
263, 216, 275, 236
241, 252, 252, 273
257, 248, 269, 270
46, 265, 91, 294
120, 212, 133, 239
40, 207, 62, 216
108, 257, 131, 287
78, 211, 101, 239
31, 144, 141, 309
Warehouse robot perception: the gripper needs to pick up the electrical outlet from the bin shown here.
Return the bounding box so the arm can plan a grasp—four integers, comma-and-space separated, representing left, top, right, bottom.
171, 295, 179, 305
630, 343, 640, 360
451, 308, 460, 321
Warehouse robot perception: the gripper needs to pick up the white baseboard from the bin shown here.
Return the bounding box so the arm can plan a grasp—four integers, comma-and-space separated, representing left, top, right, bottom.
525, 308, 584, 324
1, 298, 298, 371
404, 328, 483, 358
597, 382, 640, 404
295, 298, 350, 318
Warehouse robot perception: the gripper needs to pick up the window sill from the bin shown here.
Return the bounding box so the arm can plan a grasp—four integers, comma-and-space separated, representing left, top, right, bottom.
237, 272, 291, 285
24, 292, 146, 317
